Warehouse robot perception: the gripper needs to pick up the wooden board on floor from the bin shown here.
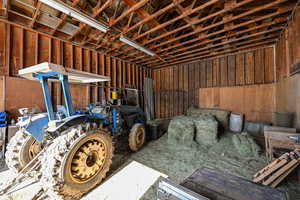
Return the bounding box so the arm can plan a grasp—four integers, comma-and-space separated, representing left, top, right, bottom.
181, 168, 288, 200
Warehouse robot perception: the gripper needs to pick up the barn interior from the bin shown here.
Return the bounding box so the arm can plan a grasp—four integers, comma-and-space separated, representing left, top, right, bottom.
0, 0, 300, 200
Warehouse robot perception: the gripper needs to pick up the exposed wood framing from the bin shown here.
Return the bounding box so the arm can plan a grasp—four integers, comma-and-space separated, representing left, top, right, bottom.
1, 0, 298, 67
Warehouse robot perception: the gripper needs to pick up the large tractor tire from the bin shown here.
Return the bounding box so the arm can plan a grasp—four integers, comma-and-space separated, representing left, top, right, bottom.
5, 130, 42, 174
128, 123, 146, 152
41, 124, 113, 199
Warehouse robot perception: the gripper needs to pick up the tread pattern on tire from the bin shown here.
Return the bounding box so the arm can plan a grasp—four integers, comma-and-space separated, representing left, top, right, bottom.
128, 123, 145, 152
41, 123, 113, 200
5, 130, 31, 174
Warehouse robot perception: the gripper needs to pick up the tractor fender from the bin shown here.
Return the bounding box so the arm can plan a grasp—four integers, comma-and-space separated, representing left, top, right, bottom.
18, 113, 49, 142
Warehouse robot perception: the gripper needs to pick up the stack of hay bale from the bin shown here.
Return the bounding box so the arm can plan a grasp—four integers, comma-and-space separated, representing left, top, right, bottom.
167, 107, 261, 158
168, 107, 230, 148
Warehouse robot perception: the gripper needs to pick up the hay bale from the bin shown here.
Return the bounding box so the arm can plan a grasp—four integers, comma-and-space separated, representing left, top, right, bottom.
187, 107, 230, 130
167, 116, 196, 148
232, 134, 261, 157
192, 114, 218, 146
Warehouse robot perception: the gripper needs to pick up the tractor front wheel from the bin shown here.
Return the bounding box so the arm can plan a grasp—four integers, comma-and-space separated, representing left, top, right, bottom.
41, 124, 113, 199
5, 130, 42, 174
128, 123, 146, 152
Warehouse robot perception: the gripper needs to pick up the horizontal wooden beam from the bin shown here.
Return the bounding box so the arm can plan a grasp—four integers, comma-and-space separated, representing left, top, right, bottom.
123, 0, 289, 60
69, 0, 112, 40
109, 0, 151, 27
147, 32, 280, 66
138, 22, 285, 65
133, 12, 288, 64
152, 39, 276, 68
117, 0, 257, 56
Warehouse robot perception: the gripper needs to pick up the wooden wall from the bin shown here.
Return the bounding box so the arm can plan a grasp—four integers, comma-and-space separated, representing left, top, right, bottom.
275, 7, 300, 128
199, 84, 275, 122
153, 47, 276, 120
276, 7, 300, 80
0, 21, 151, 117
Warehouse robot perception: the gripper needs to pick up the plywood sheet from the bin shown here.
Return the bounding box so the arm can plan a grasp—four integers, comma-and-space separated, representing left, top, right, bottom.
199, 84, 275, 122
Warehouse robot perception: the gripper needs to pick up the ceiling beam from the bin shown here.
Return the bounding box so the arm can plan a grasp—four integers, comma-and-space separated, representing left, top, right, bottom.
108, 0, 221, 54
29, 1, 41, 28
131, 8, 290, 64
50, 0, 81, 36
151, 38, 276, 68
143, 28, 281, 65
69, 0, 112, 40
123, 0, 289, 60
109, 0, 151, 27
118, 0, 257, 57
140, 22, 284, 65
152, 45, 273, 69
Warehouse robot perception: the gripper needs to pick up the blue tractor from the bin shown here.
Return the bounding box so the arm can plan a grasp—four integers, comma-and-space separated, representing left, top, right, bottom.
5, 62, 147, 199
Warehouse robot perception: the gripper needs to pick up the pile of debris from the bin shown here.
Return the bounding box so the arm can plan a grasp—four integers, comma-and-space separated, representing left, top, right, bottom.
254, 149, 300, 187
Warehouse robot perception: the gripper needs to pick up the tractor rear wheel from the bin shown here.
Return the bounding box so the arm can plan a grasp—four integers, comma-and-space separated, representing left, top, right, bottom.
5, 130, 42, 174
128, 123, 146, 151
41, 124, 113, 199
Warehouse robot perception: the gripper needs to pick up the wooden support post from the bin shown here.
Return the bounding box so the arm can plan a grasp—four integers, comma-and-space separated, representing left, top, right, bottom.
20, 28, 24, 69
5, 23, 10, 76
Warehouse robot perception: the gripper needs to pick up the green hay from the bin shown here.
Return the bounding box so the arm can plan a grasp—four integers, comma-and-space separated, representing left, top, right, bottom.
167, 116, 197, 148
167, 114, 219, 148
192, 114, 218, 146
232, 133, 261, 158
187, 107, 230, 130
128, 132, 300, 200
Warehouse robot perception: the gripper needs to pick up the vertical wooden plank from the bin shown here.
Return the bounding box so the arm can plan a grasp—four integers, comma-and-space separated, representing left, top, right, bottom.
207, 60, 213, 87
122, 61, 126, 87
5, 23, 10, 75
35, 33, 39, 64
228, 55, 236, 86
212, 59, 220, 87
74, 46, 82, 70
131, 64, 135, 87
100, 54, 105, 102
10, 26, 22, 75
112, 58, 117, 88
236, 53, 245, 85
264, 47, 275, 83
117, 60, 122, 88
220, 57, 228, 86
63, 42, 73, 68
19, 28, 24, 69
24, 30, 36, 67
173, 65, 179, 116
245, 52, 255, 84
82, 49, 89, 72
0, 22, 6, 75
200, 62, 206, 88
254, 48, 265, 84
135, 65, 139, 89
183, 65, 189, 113
106, 56, 111, 99
38, 35, 50, 63
157, 70, 161, 118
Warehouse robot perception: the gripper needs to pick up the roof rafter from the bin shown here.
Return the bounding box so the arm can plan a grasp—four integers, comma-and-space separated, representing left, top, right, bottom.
123, 0, 289, 61
152, 38, 277, 68
131, 7, 291, 64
